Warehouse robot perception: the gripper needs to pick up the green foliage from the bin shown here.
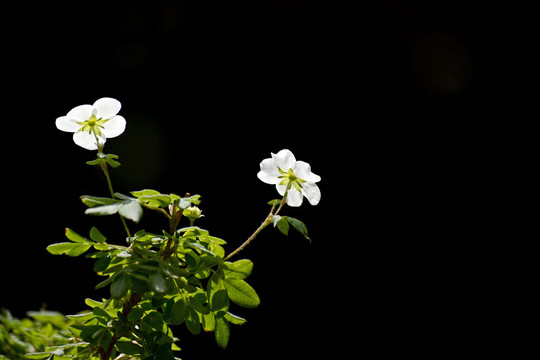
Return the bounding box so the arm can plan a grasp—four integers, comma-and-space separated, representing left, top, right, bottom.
86, 153, 121, 168
12, 150, 314, 360
272, 215, 310, 240
0, 309, 83, 360
39, 191, 273, 358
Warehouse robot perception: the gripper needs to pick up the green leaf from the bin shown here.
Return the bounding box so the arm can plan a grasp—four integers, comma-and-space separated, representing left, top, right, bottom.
183, 194, 201, 205
115, 341, 141, 356
46, 242, 91, 257
105, 153, 121, 168
80, 195, 120, 208
224, 312, 247, 325
202, 311, 216, 332
93, 255, 111, 272
81, 195, 142, 221
47, 242, 79, 255
85, 298, 103, 308
178, 198, 191, 210
220, 260, 253, 280
86, 153, 121, 168
169, 298, 187, 325
131, 189, 161, 197
185, 307, 200, 335
127, 307, 145, 322
66, 243, 92, 256
110, 273, 130, 299
65, 228, 92, 243
89, 227, 107, 243
210, 289, 229, 315
223, 278, 260, 308
27, 310, 67, 328
93, 243, 109, 251
79, 324, 105, 341
66, 312, 93, 321
283, 216, 310, 240
24, 352, 53, 359
85, 202, 123, 216
273, 215, 289, 236
117, 197, 143, 223
215, 316, 230, 349
267, 199, 282, 206
149, 271, 168, 293
95, 276, 115, 290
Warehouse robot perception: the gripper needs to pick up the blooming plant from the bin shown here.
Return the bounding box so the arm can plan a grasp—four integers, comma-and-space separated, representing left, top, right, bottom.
8, 98, 320, 360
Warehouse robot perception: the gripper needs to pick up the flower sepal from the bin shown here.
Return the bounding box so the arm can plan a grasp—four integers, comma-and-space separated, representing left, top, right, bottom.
86, 152, 121, 168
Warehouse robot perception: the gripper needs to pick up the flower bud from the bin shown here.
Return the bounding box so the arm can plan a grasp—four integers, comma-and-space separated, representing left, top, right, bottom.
183, 206, 203, 222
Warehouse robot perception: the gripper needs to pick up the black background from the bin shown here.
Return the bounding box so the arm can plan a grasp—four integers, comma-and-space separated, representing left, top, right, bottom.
2, 0, 494, 358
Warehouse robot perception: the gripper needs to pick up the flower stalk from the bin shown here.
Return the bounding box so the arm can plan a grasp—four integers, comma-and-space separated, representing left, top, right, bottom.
223, 189, 288, 261
97, 144, 132, 238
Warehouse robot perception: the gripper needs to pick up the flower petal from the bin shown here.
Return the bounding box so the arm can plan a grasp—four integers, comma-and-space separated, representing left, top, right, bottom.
295, 161, 321, 183
276, 184, 287, 196
275, 185, 303, 207
73, 131, 103, 150
93, 97, 121, 119
102, 115, 126, 138
301, 182, 321, 205
55, 116, 80, 132
66, 104, 93, 122
285, 188, 303, 207
271, 149, 296, 171
257, 158, 281, 184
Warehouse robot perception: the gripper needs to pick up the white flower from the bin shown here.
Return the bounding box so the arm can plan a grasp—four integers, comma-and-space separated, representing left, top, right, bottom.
55, 97, 126, 150
257, 149, 321, 207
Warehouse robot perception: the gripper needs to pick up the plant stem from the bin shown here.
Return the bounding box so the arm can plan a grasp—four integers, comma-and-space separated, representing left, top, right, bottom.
102, 293, 142, 360
223, 194, 287, 261
99, 161, 132, 238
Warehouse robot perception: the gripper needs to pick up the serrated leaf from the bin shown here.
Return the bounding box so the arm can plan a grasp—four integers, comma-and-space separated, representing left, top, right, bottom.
223, 278, 260, 308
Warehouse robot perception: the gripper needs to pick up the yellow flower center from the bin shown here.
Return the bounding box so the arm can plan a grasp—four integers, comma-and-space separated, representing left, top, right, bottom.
77, 114, 109, 137
278, 168, 305, 192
